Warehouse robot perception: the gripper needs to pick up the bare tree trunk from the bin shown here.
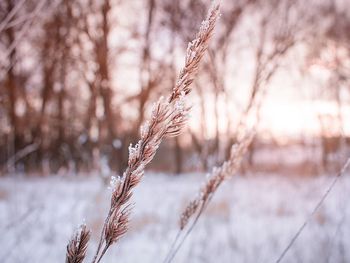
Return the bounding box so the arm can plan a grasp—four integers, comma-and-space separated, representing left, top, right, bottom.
165, 3, 184, 175
97, 0, 125, 174
137, 0, 156, 129
213, 88, 220, 162
174, 137, 182, 174
190, 130, 208, 171
5, 0, 20, 153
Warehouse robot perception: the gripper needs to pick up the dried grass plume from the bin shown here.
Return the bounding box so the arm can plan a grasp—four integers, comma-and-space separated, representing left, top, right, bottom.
65, 2, 220, 263
65, 225, 91, 263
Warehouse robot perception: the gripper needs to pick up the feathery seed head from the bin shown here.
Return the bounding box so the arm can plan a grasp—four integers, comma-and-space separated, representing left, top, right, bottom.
105, 207, 130, 246
66, 224, 90, 263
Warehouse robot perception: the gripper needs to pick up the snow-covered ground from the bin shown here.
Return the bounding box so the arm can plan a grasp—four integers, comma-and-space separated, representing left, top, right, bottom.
1, 172, 350, 263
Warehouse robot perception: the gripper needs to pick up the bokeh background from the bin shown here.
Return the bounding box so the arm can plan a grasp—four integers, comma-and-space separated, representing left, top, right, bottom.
1, 0, 350, 262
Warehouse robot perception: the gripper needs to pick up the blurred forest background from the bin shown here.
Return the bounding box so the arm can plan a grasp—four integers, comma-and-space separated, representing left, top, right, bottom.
1, 0, 350, 176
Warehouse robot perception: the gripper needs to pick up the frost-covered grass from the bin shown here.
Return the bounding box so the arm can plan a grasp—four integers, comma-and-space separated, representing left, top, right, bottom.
0, 172, 350, 263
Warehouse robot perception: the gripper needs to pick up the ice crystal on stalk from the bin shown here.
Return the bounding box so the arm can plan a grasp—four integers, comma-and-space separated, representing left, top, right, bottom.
186, 41, 198, 63
200, 20, 210, 31
128, 142, 138, 158
188, 50, 196, 61
108, 175, 121, 190
175, 91, 186, 112
140, 121, 150, 139
151, 96, 165, 120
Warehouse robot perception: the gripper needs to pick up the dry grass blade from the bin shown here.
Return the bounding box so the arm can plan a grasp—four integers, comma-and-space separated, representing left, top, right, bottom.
275, 157, 350, 263
104, 206, 130, 246
163, 131, 254, 263
169, 3, 220, 102
66, 225, 91, 263
182, 131, 254, 229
